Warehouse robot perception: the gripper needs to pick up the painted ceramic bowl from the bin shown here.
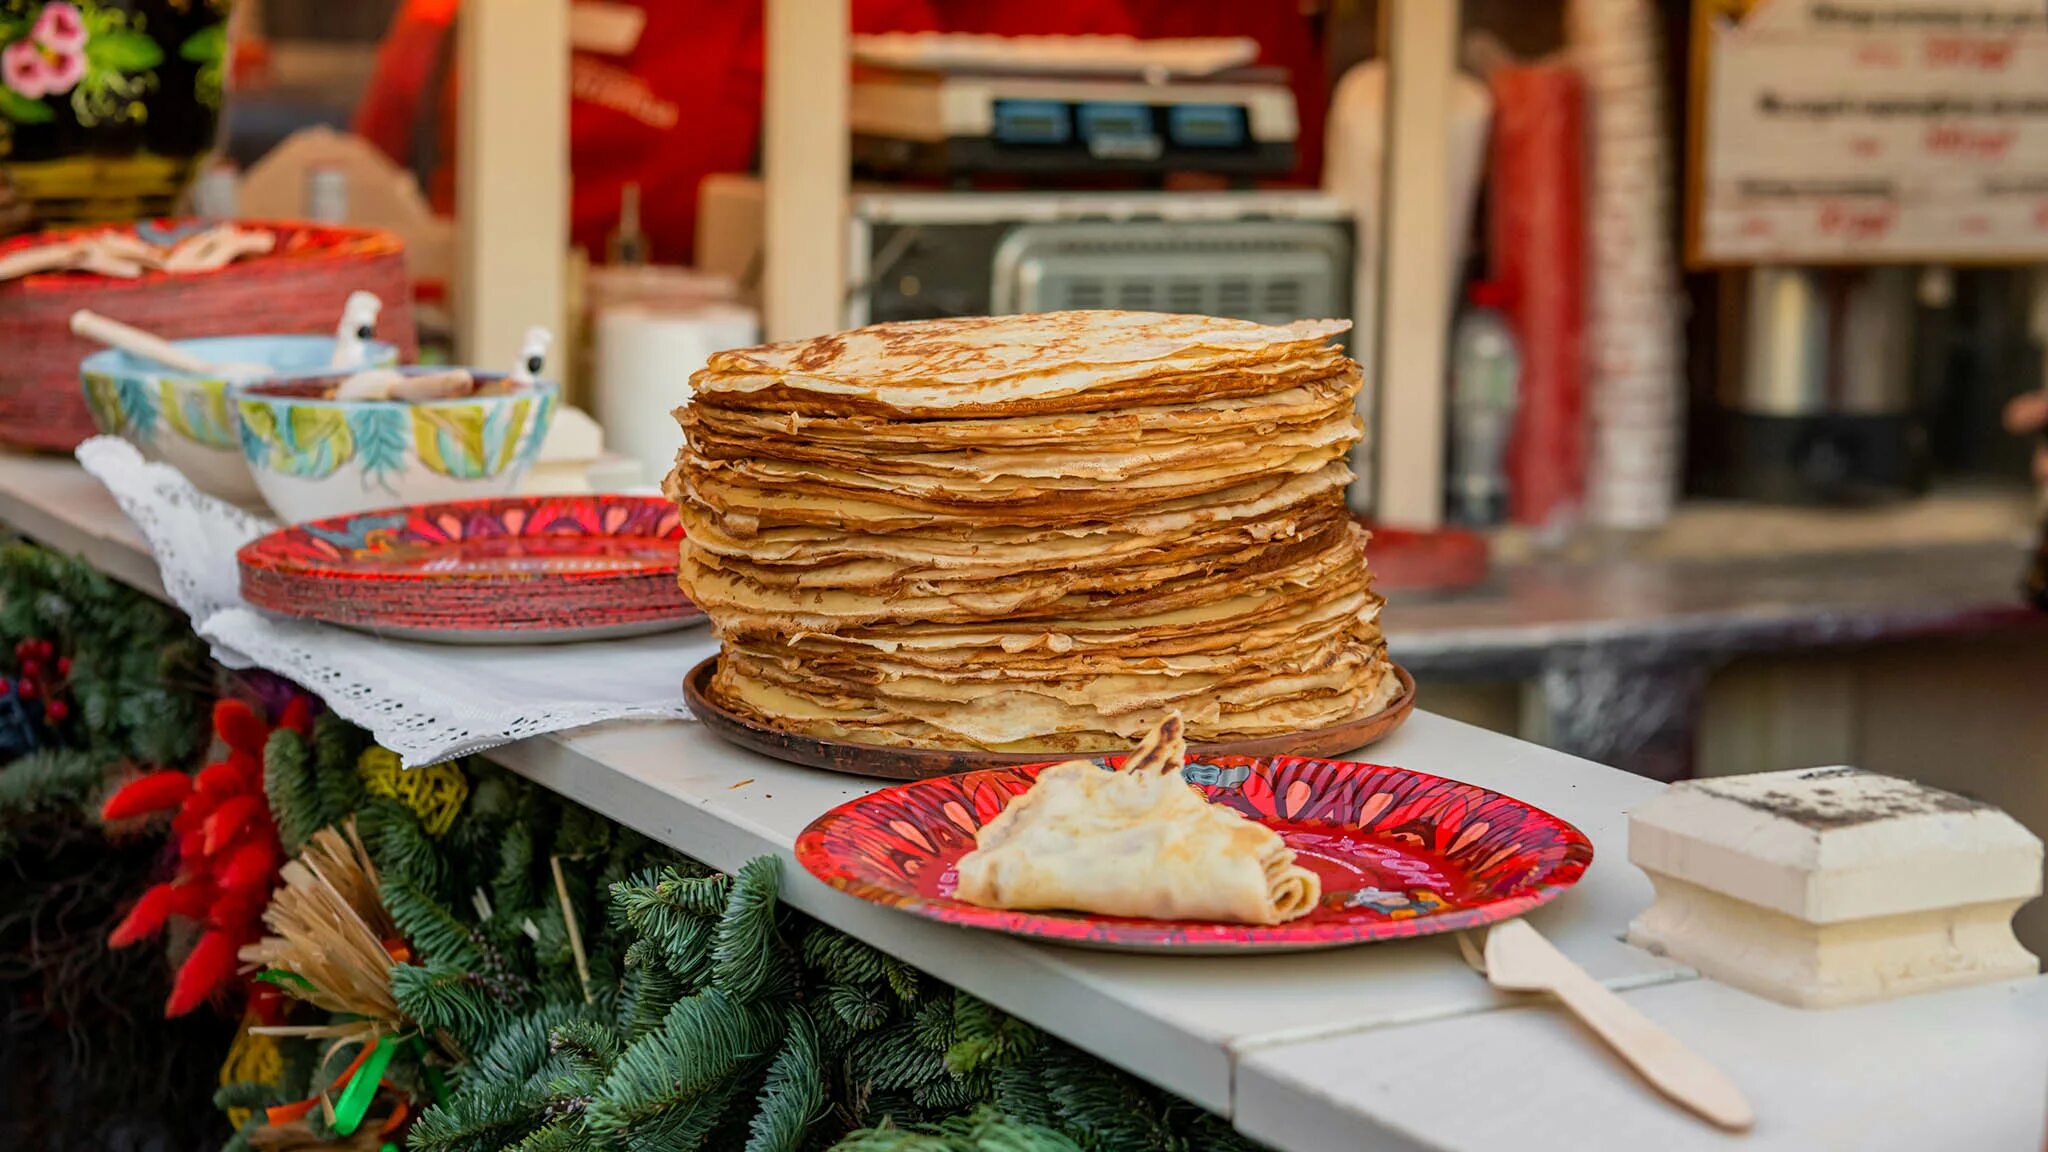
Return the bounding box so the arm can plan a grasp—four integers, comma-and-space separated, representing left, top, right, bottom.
230, 369, 559, 524
79, 334, 400, 504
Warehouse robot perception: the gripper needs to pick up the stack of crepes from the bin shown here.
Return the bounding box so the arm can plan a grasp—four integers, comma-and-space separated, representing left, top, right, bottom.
666, 311, 1397, 753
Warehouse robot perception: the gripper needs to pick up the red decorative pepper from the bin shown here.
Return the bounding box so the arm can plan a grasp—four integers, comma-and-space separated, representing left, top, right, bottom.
102, 695, 314, 1017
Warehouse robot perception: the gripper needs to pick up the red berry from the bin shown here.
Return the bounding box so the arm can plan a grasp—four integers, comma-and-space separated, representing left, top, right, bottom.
18, 680, 36, 700
33, 639, 53, 659
18, 659, 39, 679
13, 639, 31, 658
55, 657, 70, 677
44, 700, 68, 724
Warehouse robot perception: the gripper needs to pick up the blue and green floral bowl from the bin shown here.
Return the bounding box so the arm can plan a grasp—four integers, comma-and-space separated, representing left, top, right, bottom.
230, 369, 559, 523
79, 335, 401, 504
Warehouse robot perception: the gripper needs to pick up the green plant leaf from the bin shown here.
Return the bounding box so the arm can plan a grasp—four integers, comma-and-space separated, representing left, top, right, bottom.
180, 22, 225, 63
0, 88, 53, 124
88, 29, 164, 73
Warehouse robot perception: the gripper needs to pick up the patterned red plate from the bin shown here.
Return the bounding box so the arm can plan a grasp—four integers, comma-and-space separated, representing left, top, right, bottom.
238, 494, 702, 641
797, 755, 1592, 953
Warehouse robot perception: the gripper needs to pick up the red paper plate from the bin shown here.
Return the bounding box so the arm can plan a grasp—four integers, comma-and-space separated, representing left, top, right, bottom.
238, 494, 702, 642
797, 755, 1592, 953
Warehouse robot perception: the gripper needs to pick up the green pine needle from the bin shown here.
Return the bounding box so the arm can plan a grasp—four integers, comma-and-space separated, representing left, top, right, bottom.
709, 856, 784, 1004
262, 728, 324, 853
310, 711, 367, 820
464, 1003, 591, 1092
852, 1021, 952, 1094
392, 959, 509, 1052
618, 941, 685, 1041
360, 795, 448, 893
551, 1017, 623, 1076
383, 876, 486, 970
0, 748, 110, 848
586, 988, 782, 1137
744, 1008, 824, 1152
819, 980, 894, 1035
618, 1077, 745, 1152
509, 1117, 589, 1152
945, 993, 1040, 1078
409, 1079, 549, 1152
829, 1108, 1085, 1152
212, 1078, 285, 1111
492, 820, 538, 921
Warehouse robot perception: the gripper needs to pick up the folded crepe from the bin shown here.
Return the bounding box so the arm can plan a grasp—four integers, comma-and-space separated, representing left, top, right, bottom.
953, 715, 1322, 925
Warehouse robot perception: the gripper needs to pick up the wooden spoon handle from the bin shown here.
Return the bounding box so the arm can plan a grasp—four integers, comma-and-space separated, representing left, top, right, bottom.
70, 310, 219, 375
1496, 922, 1755, 1131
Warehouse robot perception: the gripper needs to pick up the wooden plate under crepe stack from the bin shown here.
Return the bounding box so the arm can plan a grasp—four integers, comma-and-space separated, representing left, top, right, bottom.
668, 311, 1412, 777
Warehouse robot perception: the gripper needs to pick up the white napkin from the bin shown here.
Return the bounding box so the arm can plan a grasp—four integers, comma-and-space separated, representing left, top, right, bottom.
77, 437, 708, 766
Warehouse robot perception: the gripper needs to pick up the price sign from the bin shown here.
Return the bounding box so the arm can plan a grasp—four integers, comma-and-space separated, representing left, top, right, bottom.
1687, 0, 2048, 265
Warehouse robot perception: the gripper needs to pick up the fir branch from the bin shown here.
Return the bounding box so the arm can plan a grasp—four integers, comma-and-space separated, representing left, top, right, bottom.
360, 794, 448, 893
551, 1016, 623, 1076
492, 819, 537, 922
383, 875, 486, 970
945, 993, 1040, 1079
818, 980, 894, 1037
262, 727, 323, 853
464, 1002, 592, 1092
618, 940, 685, 1041
914, 1074, 984, 1112
710, 856, 785, 1004
0, 748, 109, 846
553, 801, 614, 861
853, 1021, 953, 1095
618, 1077, 745, 1152
510, 1117, 590, 1152
745, 1007, 824, 1152
213, 1078, 286, 1111
585, 988, 783, 1138
611, 866, 724, 984
829, 1108, 1085, 1152
409, 1079, 550, 1152
912, 997, 959, 1055
310, 711, 367, 819
804, 927, 924, 1005
392, 959, 511, 1053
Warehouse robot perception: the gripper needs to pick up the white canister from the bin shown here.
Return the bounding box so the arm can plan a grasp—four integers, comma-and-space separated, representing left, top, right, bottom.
594, 303, 760, 488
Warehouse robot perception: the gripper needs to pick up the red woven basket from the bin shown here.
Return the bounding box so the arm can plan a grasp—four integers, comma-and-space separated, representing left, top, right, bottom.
0, 220, 419, 452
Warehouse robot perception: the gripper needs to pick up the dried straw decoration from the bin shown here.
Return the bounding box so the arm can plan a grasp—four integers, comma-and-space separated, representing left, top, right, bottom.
239, 820, 402, 1041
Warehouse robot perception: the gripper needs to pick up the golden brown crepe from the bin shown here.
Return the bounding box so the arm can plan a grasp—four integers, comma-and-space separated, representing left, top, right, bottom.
953, 716, 1322, 924
669, 310, 1395, 751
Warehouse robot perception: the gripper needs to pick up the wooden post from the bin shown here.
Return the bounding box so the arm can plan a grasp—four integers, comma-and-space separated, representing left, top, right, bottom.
1373, 0, 1458, 528
454, 0, 570, 366
763, 0, 849, 340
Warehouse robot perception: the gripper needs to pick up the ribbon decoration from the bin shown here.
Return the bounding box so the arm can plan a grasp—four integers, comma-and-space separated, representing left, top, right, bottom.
259, 1032, 399, 1136
331, 1034, 399, 1136
255, 968, 317, 993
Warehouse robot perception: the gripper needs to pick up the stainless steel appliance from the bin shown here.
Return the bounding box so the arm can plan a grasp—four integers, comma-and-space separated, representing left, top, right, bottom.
842, 189, 1353, 327
1715, 265, 1928, 502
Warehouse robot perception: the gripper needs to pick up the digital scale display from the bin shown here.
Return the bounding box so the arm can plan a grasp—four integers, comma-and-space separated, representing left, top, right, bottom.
991, 99, 1251, 156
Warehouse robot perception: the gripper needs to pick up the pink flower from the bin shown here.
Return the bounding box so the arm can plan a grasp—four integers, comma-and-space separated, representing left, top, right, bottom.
32, 4, 87, 55
2, 39, 51, 99
40, 42, 82, 94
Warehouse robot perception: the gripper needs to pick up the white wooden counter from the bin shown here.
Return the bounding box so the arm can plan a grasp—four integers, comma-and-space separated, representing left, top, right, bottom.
2, 448, 2043, 1151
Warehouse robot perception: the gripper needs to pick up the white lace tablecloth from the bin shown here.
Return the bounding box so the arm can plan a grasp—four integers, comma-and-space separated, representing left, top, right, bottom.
78, 437, 710, 767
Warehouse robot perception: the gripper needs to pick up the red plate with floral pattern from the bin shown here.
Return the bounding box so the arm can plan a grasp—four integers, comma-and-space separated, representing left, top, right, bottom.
238, 494, 701, 642
797, 755, 1593, 953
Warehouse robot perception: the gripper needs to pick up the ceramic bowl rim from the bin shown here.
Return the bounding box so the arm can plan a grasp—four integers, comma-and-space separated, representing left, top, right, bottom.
228, 371, 561, 412
79, 336, 402, 384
